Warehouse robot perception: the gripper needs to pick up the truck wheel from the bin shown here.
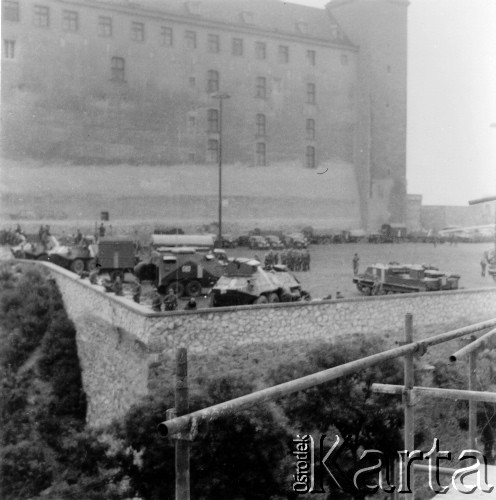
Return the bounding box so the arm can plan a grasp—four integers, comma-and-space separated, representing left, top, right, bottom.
170, 281, 185, 297
70, 259, 85, 275
86, 259, 96, 272
254, 295, 268, 304
268, 293, 279, 303
186, 280, 202, 297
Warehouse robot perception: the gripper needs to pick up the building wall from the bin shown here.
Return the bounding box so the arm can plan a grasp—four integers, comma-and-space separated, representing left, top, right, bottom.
44, 262, 496, 427
2, 0, 358, 169
327, 0, 408, 230
406, 193, 422, 232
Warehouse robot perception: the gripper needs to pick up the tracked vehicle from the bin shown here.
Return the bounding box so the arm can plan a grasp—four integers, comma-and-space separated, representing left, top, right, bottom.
210, 258, 310, 307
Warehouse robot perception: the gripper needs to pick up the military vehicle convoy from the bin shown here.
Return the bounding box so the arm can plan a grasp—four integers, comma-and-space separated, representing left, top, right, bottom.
12, 236, 136, 277
210, 258, 310, 307
353, 263, 460, 295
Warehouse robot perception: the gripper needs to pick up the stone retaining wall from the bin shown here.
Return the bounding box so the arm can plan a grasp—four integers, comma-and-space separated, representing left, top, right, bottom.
44, 262, 496, 427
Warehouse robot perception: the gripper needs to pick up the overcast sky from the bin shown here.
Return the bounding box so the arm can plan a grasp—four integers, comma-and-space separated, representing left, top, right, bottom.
287, 0, 496, 206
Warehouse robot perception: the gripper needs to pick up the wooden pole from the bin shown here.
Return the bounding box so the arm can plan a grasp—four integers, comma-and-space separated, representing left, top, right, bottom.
175, 348, 190, 500
403, 313, 415, 499
468, 350, 477, 450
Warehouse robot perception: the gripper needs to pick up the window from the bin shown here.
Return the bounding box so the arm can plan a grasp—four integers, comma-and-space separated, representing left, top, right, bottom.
3, 1, 19, 21
98, 16, 112, 37
256, 77, 266, 99
189, 76, 196, 88
256, 143, 266, 166
185, 30, 196, 49
232, 38, 243, 57
207, 70, 219, 93
241, 11, 254, 24
256, 114, 266, 137
188, 153, 196, 163
306, 49, 316, 66
207, 109, 219, 133
208, 34, 220, 53
255, 41, 266, 60
131, 21, 145, 42
62, 10, 78, 32
161, 26, 173, 46
306, 119, 315, 140
207, 139, 219, 163
306, 83, 316, 104
111, 57, 125, 82
296, 21, 308, 34
340, 54, 348, 66
278, 45, 289, 63
3, 39, 15, 59
187, 115, 196, 129
33, 5, 49, 27
306, 146, 315, 169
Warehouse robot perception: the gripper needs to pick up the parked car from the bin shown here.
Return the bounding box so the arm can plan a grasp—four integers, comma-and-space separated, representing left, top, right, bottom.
265, 234, 285, 249
249, 235, 270, 250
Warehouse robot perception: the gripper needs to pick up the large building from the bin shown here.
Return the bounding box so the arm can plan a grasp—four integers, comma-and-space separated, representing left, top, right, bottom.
1, 0, 408, 229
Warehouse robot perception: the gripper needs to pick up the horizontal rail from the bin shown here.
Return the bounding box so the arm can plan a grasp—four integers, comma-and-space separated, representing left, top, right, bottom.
159, 317, 496, 437
450, 328, 496, 362
372, 384, 496, 403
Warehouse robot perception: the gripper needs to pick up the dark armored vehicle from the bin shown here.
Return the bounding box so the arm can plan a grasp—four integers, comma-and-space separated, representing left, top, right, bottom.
353, 263, 460, 295
210, 258, 310, 307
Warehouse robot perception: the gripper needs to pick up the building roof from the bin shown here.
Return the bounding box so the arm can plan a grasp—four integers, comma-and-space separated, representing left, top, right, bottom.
94, 0, 353, 45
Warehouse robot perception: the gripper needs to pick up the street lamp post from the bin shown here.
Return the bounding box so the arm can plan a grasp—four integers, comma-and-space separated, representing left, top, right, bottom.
211, 92, 230, 247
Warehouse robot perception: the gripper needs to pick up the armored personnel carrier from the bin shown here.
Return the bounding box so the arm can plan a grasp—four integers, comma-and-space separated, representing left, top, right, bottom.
210, 258, 310, 307
353, 263, 460, 295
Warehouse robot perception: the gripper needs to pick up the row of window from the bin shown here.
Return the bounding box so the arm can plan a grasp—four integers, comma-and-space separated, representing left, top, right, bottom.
110, 58, 318, 103
1, 1, 354, 67
205, 141, 316, 168
204, 111, 316, 140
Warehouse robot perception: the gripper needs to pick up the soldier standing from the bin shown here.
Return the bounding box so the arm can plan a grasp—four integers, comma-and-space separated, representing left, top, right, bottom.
164, 288, 178, 311
132, 280, 142, 303
481, 258, 487, 277
89, 264, 101, 285
151, 289, 163, 312
112, 275, 124, 296
352, 253, 360, 275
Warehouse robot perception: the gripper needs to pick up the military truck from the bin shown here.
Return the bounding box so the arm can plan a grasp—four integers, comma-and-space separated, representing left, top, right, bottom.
353, 263, 460, 295
134, 247, 228, 297
210, 258, 310, 307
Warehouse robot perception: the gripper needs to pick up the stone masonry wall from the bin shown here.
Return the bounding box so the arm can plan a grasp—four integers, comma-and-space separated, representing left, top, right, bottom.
44, 263, 496, 427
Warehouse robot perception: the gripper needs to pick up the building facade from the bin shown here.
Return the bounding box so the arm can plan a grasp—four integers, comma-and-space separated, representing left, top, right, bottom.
1, 0, 407, 229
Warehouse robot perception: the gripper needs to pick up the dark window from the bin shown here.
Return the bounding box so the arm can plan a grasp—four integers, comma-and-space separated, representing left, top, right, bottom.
62, 10, 78, 32
3, 1, 19, 21
207, 70, 219, 93
341, 54, 348, 66
111, 57, 125, 82
185, 30, 196, 49
189, 76, 196, 88
256, 143, 266, 166
3, 39, 15, 59
207, 109, 219, 133
208, 34, 220, 53
306, 49, 316, 66
256, 114, 266, 137
131, 21, 145, 42
33, 5, 49, 27
98, 16, 112, 37
161, 26, 173, 46
232, 38, 243, 57
306, 119, 315, 140
306, 146, 315, 168
207, 139, 219, 163
278, 45, 289, 63
188, 115, 196, 128
188, 153, 196, 163
256, 77, 266, 99
306, 83, 316, 104
255, 41, 266, 60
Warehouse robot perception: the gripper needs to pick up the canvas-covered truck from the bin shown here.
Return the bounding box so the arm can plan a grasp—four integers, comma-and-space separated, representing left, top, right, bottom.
134, 247, 228, 297
353, 263, 460, 295
150, 234, 215, 253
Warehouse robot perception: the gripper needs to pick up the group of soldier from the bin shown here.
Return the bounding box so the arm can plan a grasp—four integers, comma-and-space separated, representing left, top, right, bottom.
151, 288, 197, 312
263, 249, 311, 272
